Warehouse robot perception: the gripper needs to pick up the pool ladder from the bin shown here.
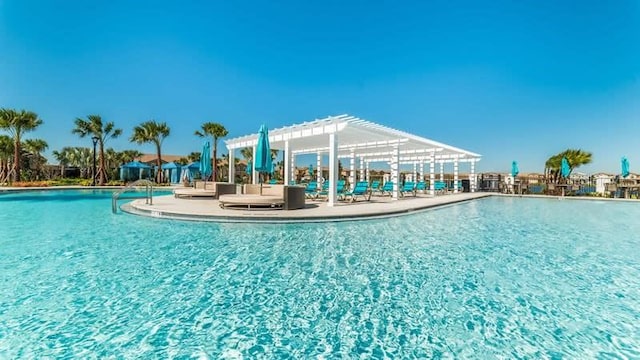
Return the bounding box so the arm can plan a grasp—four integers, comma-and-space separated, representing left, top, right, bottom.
112, 179, 155, 213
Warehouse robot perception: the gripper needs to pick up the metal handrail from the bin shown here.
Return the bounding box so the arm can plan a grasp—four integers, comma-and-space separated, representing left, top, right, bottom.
112, 179, 155, 213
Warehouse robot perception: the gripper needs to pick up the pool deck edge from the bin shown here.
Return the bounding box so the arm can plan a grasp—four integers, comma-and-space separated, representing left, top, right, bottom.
123, 192, 493, 223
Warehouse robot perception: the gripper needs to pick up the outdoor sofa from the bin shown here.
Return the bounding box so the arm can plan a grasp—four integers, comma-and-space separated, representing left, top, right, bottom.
218, 184, 306, 210
173, 181, 237, 199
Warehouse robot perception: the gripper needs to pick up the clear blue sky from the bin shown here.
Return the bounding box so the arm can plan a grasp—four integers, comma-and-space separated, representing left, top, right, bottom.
1, 0, 638, 173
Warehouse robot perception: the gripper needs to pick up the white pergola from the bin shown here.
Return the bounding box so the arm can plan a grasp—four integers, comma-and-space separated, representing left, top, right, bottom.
225, 114, 481, 206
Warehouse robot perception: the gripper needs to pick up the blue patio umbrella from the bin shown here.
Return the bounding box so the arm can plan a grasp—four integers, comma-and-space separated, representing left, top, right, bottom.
561, 157, 571, 178
254, 124, 273, 193
199, 141, 212, 186
622, 156, 630, 178
511, 161, 519, 177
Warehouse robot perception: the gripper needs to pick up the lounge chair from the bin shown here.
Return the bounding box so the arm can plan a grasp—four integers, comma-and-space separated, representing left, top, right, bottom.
400, 182, 416, 197
316, 180, 346, 200
311, 181, 329, 199
378, 181, 394, 196
304, 181, 318, 199
434, 181, 447, 194
268, 179, 278, 184
343, 181, 371, 202
416, 181, 427, 194
370, 180, 381, 192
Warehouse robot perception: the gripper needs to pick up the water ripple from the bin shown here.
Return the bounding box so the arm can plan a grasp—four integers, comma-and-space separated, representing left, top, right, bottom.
1, 196, 640, 358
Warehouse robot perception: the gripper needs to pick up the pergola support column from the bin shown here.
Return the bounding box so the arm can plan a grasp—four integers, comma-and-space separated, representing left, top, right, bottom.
328, 133, 338, 207
365, 162, 370, 182
470, 159, 476, 192
228, 148, 235, 183
349, 151, 355, 190
359, 158, 365, 183
419, 160, 424, 183
290, 151, 296, 185
439, 161, 444, 182
283, 140, 291, 185
391, 145, 400, 200
454, 157, 459, 193
316, 152, 322, 188
429, 153, 435, 196
412, 162, 417, 183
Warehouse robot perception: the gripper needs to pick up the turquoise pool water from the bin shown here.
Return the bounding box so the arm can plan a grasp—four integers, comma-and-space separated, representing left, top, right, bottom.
1, 192, 639, 358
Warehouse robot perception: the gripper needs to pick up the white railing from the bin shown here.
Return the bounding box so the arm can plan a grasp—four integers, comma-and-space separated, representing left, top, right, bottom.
112, 179, 155, 213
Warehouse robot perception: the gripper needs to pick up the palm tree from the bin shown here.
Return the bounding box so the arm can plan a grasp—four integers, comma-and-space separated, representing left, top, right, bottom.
195, 122, 228, 181
119, 149, 143, 164
240, 147, 253, 180
60, 147, 92, 178
52, 148, 70, 178
177, 157, 189, 166
72, 115, 122, 185
0, 108, 44, 182
240, 147, 253, 162
187, 151, 201, 163
23, 138, 48, 180
130, 120, 170, 183
0, 135, 13, 183
545, 149, 593, 183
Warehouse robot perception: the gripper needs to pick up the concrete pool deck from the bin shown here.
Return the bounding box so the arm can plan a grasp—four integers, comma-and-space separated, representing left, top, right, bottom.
123, 192, 492, 223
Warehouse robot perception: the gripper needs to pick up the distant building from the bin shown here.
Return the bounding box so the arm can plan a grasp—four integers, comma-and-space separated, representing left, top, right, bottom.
593, 173, 614, 194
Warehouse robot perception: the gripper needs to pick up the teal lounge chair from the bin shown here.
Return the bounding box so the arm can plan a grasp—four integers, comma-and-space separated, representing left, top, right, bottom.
304, 181, 318, 199
400, 181, 416, 197
416, 181, 427, 193
434, 181, 447, 194
370, 180, 381, 191
317, 180, 346, 200
379, 181, 394, 196
314, 181, 329, 199
343, 181, 371, 202
269, 179, 278, 184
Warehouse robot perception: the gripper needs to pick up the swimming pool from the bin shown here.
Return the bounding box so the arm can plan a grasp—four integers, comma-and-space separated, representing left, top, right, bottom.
1, 192, 639, 358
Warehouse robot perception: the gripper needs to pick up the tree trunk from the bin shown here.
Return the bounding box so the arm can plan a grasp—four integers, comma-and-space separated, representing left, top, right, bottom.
99, 141, 106, 185
0, 160, 5, 183
156, 143, 163, 183
13, 137, 20, 182
212, 139, 217, 182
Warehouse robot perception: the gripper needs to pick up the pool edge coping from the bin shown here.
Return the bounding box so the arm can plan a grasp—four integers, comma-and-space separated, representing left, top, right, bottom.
121, 194, 494, 224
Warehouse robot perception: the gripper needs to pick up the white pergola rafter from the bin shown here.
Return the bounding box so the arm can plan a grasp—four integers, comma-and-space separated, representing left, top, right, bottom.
225, 114, 481, 205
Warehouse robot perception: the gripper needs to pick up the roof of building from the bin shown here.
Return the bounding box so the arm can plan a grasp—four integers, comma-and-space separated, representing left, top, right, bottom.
136, 154, 185, 163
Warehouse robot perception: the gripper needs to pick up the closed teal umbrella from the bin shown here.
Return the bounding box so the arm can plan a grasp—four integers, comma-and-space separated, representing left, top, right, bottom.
254, 124, 272, 193
561, 157, 571, 178
199, 141, 212, 188
308, 164, 314, 177
622, 157, 630, 178
246, 161, 252, 176
511, 161, 519, 177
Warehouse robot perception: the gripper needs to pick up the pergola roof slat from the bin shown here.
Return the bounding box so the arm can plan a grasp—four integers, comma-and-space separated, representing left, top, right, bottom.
225, 114, 481, 161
